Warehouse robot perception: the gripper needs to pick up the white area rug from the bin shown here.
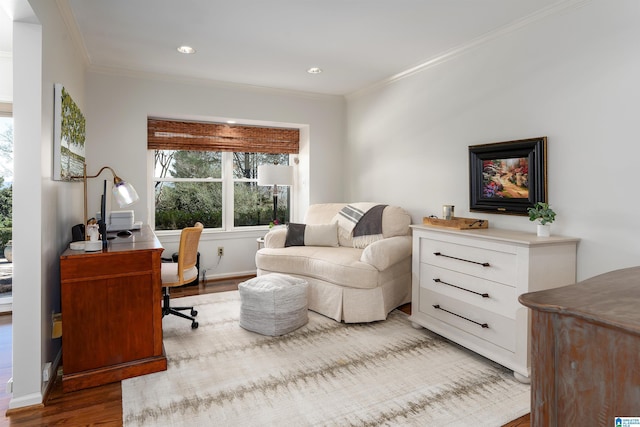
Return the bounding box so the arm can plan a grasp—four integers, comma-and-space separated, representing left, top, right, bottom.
122, 291, 529, 426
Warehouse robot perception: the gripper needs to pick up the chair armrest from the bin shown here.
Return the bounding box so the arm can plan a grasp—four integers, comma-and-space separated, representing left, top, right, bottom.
264, 228, 287, 248
360, 235, 412, 270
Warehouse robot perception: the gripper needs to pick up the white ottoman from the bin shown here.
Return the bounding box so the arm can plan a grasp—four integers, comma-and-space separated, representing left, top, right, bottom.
238, 274, 309, 336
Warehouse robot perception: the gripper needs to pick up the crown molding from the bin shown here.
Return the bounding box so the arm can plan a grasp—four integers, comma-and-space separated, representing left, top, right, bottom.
86, 63, 344, 101
347, 0, 592, 100
55, 0, 90, 67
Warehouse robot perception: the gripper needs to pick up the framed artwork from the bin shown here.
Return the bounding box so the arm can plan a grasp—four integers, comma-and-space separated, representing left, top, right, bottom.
469, 137, 547, 215
53, 83, 85, 181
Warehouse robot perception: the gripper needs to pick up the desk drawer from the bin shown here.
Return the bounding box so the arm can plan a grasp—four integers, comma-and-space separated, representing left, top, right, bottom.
419, 238, 517, 285
420, 264, 517, 319
419, 288, 516, 352
61, 250, 155, 281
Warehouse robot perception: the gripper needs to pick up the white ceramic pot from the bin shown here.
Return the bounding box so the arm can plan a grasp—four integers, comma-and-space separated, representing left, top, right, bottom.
537, 224, 551, 237
3, 240, 12, 262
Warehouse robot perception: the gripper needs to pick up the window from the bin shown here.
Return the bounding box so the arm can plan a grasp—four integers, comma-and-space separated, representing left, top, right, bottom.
149, 118, 298, 231
232, 152, 290, 228
0, 113, 13, 255
154, 150, 223, 230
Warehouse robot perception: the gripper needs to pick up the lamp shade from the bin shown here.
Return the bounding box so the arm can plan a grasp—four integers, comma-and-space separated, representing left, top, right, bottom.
112, 180, 139, 207
258, 164, 293, 186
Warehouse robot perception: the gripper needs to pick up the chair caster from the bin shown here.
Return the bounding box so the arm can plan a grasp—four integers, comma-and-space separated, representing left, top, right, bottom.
191, 321, 199, 329
191, 309, 198, 317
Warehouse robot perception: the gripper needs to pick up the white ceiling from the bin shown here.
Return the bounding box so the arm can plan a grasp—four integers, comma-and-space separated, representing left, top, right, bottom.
4, 0, 566, 96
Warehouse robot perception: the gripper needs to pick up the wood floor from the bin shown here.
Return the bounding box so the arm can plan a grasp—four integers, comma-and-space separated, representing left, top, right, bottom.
0, 277, 530, 426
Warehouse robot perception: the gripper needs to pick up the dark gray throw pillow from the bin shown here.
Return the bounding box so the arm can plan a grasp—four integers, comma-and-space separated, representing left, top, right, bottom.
285, 223, 306, 247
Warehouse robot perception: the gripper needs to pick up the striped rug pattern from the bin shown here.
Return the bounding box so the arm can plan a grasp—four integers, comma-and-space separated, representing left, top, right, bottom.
122, 291, 529, 426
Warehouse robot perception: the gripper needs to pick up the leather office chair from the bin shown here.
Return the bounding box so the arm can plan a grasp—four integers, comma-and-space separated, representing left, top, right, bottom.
161, 222, 203, 329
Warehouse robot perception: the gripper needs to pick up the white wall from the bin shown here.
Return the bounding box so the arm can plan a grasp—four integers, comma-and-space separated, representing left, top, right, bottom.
85, 71, 345, 279
346, 0, 640, 282
11, 17, 43, 409
9, 0, 85, 408
0, 52, 12, 102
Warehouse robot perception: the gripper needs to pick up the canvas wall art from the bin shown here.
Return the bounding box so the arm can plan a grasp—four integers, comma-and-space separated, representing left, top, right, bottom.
53, 83, 85, 181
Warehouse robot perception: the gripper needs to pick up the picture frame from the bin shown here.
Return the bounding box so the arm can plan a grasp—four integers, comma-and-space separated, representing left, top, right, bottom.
53, 83, 86, 181
469, 137, 547, 215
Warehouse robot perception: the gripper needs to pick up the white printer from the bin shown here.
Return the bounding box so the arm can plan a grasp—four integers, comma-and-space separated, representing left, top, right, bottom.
107, 210, 142, 232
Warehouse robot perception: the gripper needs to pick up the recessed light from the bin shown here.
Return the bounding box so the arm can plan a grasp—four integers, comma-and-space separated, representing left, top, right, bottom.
307, 67, 323, 74
226, 120, 237, 124
177, 46, 196, 54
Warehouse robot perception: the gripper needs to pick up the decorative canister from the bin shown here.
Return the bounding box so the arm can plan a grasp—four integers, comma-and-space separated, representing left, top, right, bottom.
442, 205, 455, 220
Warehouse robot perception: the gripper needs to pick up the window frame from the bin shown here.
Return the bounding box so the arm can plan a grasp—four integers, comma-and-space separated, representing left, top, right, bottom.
150, 150, 293, 234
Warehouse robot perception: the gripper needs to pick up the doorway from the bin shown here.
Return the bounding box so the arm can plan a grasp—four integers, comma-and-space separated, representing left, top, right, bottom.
0, 114, 12, 313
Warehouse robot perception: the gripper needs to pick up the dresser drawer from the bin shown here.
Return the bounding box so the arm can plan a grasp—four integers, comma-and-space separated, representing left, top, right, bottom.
419, 238, 517, 285
420, 264, 517, 319
419, 289, 516, 352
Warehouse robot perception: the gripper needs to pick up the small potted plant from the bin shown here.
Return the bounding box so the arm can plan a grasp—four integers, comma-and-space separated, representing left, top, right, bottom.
527, 202, 556, 237
268, 219, 280, 229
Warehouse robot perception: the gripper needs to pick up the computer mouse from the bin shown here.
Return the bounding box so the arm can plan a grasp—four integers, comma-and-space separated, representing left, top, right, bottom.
117, 230, 132, 238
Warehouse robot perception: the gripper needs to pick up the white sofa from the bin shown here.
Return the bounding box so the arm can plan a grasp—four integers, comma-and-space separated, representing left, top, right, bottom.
255, 203, 412, 323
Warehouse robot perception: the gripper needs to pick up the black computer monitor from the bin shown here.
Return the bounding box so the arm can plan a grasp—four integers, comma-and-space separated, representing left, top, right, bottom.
99, 179, 108, 247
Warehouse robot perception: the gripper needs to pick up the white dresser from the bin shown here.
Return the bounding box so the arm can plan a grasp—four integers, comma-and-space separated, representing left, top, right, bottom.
409, 224, 578, 381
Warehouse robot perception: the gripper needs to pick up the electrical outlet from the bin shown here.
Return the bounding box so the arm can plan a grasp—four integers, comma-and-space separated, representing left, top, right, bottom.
218, 247, 224, 257
43, 362, 52, 382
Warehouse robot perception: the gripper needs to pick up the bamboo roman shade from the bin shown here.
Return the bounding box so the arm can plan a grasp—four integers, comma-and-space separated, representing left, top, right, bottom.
147, 118, 299, 154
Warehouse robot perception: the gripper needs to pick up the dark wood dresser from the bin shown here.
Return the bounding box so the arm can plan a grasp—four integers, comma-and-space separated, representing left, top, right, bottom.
60, 225, 167, 392
519, 266, 640, 426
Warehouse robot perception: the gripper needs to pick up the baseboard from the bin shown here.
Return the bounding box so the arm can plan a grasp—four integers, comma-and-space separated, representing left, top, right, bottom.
0, 297, 12, 313
41, 349, 62, 404
7, 392, 44, 412
203, 270, 256, 282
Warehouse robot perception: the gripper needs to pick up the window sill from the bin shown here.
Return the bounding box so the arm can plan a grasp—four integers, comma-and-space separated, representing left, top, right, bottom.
154, 227, 269, 243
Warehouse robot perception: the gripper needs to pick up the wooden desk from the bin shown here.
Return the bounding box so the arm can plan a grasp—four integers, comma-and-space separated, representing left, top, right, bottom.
60, 225, 167, 392
519, 267, 640, 426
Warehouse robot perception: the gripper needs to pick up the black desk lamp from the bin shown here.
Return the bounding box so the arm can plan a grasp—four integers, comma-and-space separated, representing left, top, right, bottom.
258, 164, 293, 222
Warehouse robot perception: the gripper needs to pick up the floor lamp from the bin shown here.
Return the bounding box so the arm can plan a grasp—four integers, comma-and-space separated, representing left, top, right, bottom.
70, 163, 139, 244
258, 164, 293, 222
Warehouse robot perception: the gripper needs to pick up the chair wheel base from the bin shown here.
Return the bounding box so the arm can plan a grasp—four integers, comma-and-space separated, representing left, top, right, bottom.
191, 321, 199, 329
191, 309, 198, 317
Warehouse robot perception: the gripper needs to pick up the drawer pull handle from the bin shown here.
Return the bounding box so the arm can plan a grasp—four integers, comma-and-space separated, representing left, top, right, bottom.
433, 278, 489, 298
432, 304, 489, 329
433, 252, 490, 267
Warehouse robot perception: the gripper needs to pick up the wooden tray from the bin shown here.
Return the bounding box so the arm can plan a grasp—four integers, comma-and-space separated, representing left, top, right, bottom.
422, 216, 488, 229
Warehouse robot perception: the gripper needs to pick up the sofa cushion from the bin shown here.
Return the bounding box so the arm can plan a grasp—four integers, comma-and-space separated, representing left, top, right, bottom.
381, 205, 412, 238
285, 222, 339, 247
285, 223, 306, 247
304, 222, 339, 247
304, 203, 345, 225
255, 246, 380, 289
302, 203, 411, 247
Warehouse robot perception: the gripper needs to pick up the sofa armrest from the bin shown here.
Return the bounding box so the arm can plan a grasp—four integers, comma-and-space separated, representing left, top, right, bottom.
360, 235, 412, 270
264, 228, 287, 248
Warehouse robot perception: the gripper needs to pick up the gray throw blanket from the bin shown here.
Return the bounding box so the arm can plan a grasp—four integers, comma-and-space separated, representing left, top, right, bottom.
353, 204, 386, 237
335, 203, 387, 248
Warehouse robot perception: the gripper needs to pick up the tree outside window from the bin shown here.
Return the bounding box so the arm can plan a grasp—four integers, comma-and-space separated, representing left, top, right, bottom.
233, 152, 290, 227
153, 149, 290, 231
